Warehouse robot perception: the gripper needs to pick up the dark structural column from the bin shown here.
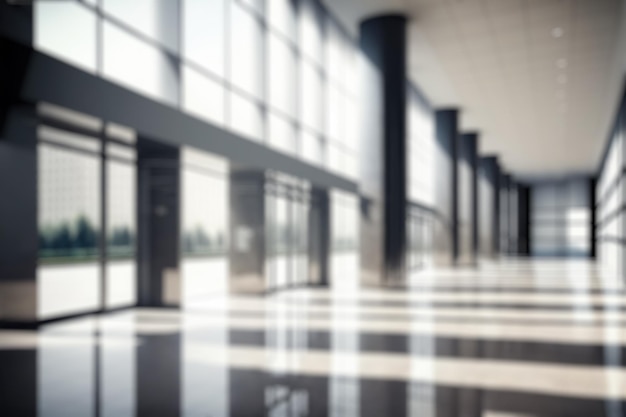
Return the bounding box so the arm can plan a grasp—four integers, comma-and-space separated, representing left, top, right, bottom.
478, 156, 501, 258
435, 109, 460, 265
309, 187, 330, 287
359, 15, 408, 284
499, 173, 511, 255
589, 177, 597, 259
137, 138, 181, 307
0, 2, 37, 328
0, 104, 38, 326
517, 184, 531, 256
459, 132, 479, 264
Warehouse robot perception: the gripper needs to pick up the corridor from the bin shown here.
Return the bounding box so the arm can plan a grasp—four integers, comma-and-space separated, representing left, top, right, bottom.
1, 259, 624, 416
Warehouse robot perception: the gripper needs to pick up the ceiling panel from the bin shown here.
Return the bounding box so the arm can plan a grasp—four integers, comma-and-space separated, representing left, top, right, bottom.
326, 0, 626, 177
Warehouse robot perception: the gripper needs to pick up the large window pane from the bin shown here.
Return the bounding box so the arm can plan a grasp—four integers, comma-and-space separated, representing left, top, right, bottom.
300, 131, 322, 165
300, 63, 322, 131
183, 0, 225, 77
229, 93, 263, 141
240, 0, 264, 14
39, 144, 100, 262
326, 86, 343, 141
230, 4, 263, 99
268, 35, 296, 117
268, 114, 297, 155
181, 148, 229, 307
38, 143, 101, 318
102, 0, 179, 51
107, 161, 135, 259
299, 0, 323, 64
35, 1, 97, 73
325, 22, 344, 83
103, 22, 179, 105
106, 160, 137, 308
268, 0, 296, 39
183, 66, 225, 125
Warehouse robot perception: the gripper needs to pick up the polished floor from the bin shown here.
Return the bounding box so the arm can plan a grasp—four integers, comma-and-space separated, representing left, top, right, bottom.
1, 259, 625, 416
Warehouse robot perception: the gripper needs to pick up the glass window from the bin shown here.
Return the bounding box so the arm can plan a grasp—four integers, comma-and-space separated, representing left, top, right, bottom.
38, 144, 100, 262
182, 0, 225, 77
300, 63, 322, 131
300, 131, 322, 165
230, 3, 263, 99
183, 66, 225, 125
325, 86, 343, 141
107, 161, 136, 260
327, 144, 342, 174
35, 1, 97, 73
325, 22, 344, 83
229, 93, 263, 141
268, 114, 297, 155
299, 0, 323, 64
102, 0, 179, 51
106, 159, 137, 308
103, 22, 179, 105
240, 0, 264, 15
268, 0, 296, 39
268, 34, 297, 118
343, 95, 359, 151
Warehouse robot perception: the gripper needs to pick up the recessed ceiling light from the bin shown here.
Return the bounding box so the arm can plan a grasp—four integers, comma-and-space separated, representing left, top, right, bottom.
556, 58, 568, 69
552, 27, 564, 38
557, 74, 568, 84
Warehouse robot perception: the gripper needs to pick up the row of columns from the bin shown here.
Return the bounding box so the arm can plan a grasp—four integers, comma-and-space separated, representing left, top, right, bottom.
359, 14, 530, 286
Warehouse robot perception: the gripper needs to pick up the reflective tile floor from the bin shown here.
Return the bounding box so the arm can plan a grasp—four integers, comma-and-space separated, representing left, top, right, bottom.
1, 259, 626, 416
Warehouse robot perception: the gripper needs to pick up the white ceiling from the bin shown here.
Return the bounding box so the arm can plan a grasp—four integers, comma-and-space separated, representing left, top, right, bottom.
326, 0, 626, 178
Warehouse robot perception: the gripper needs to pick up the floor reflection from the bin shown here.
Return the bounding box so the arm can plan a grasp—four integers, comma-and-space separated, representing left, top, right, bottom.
0, 260, 625, 416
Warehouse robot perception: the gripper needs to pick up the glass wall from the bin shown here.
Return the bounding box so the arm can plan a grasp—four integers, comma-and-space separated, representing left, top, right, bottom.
105, 130, 137, 309
531, 179, 591, 257
265, 172, 310, 291
406, 85, 436, 272
330, 190, 359, 291
181, 148, 230, 309
37, 103, 138, 319
38, 129, 101, 318
597, 123, 624, 278
406, 206, 434, 272
35, 0, 360, 180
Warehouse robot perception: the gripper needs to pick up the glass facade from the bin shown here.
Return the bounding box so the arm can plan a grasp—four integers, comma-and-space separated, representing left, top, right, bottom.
531, 180, 590, 257
406, 86, 436, 272
330, 190, 359, 291
37, 103, 138, 319
265, 172, 311, 291
181, 148, 230, 308
596, 122, 624, 277
35, 0, 359, 179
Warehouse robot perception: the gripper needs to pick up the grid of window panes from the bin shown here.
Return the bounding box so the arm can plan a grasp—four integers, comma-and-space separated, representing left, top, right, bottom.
406, 206, 433, 271
34, 0, 359, 180
407, 86, 436, 206
596, 124, 624, 277
265, 171, 311, 291
406, 85, 436, 271
531, 180, 591, 257
37, 102, 139, 318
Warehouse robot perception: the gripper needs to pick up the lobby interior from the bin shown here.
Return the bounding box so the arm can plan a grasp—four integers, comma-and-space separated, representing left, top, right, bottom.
1, 0, 626, 416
